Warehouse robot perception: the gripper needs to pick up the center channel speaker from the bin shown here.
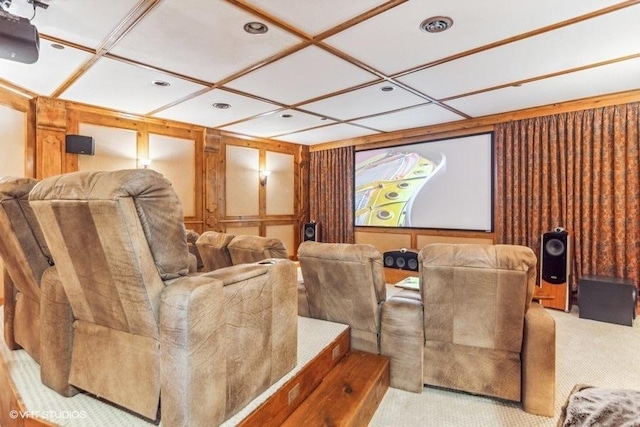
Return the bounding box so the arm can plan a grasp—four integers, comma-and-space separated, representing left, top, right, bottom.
383, 248, 419, 271
302, 222, 319, 242
538, 228, 572, 312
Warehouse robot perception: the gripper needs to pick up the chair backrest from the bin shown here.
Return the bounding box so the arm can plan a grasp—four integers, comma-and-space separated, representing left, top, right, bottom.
227, 235, 288, 265
419, 244, 537, 353
185, 229, 203, 271
29, 169, 190, 340
297, 241, 386, 339
0, 176, 52, 302
196, 231, 235, 271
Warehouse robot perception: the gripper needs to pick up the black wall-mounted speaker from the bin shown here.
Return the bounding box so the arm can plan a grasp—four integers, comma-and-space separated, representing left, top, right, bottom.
302, 222, 319, 242
65, 134, 95, 155
383, 248, 419, 271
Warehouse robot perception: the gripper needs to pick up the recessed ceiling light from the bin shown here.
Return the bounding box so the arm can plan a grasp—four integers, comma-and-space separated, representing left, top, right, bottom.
281, 113, 293, 118
244, 21, 269, 34
420, 16, 453, 33
213, 103, 231, 109
380, 86, 395, 92
51, 43, 65, 50
152, 80, 170, 87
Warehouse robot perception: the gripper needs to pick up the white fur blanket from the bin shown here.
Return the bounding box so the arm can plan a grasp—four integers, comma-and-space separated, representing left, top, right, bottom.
558, 384, 640, 427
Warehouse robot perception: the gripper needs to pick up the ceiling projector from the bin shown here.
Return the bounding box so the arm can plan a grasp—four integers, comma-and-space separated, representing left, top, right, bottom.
0, 5, 39, 64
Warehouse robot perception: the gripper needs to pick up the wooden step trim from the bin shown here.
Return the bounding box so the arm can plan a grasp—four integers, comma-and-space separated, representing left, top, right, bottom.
238, 327, 351, 427
282, 350, 390, 427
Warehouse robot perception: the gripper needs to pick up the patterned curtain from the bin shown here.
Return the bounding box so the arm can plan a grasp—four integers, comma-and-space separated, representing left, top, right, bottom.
309, 146, 354, 243
495, 102, 640, 291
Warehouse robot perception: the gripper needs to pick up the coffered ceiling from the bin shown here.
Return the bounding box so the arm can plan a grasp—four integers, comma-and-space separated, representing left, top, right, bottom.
1, 0, 639, 145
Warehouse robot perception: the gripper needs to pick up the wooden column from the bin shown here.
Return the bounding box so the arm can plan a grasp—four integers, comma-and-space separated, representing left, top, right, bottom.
35, 98, 68, 179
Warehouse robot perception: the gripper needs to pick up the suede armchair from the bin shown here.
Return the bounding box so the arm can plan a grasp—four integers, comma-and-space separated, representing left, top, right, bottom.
227, 235, 289, 265
195, 230, 235, 272
297, 241, 386, 354
0, 177, 52, 363
29, 169, 298, 425
185, 229, 203, 271
380, 244, 556, 417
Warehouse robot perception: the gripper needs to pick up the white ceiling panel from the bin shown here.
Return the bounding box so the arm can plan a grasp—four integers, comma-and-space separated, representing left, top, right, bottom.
0, 41, 91, 96
239, 0, 390, 36
225, 45, 377, 105
276, 123, 380, 145
326, 0, 626, 75
351, 104, 464, 132
154, 89, 281, 128
446, 58, 640, 117
300, 82, 427, 120
110, 0, 302, 82
1, 1, 639, 146
398, 5, 640, 99
60, 57, 207, 115
9, 0, 140, 49
220, 108, 335, 138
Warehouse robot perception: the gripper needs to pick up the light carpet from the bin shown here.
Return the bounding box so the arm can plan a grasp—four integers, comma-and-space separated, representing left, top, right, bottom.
370, 306, 640, 426
0, 310, 348, 426
2, 306, 638, 426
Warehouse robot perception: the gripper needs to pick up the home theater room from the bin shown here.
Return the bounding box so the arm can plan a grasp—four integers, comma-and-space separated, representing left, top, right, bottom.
0, 0, 639, 426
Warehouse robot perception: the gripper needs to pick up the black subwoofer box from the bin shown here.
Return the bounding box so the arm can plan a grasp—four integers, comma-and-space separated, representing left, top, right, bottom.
578, 275, 637, 326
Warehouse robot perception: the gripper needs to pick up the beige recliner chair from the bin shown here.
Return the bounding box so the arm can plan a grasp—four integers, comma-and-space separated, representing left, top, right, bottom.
29, 169, 298, 425
380, 243, 556, 417
0, 177, 52, 363
297, 241, 386, 354
195, 231, 235, 272
227, 235, 289, 265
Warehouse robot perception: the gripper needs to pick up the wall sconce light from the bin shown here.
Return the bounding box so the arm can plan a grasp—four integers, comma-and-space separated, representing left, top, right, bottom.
259, 170, 271, 186
139, 158, 152, 169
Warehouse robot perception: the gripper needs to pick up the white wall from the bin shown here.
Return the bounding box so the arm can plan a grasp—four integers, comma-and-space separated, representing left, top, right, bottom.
0, 103, 27, 301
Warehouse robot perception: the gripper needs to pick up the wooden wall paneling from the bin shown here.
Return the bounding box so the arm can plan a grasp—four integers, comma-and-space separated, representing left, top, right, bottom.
204, 129, 223, 231
355, 230, 413, 253
35, 98, 67, 178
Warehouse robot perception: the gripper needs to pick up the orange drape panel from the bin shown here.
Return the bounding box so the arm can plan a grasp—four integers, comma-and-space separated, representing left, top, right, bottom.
495, 102, 640, 291
309, 146, 354, 243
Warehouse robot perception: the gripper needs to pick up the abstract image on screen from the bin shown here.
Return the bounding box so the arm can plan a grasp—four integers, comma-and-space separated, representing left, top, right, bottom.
354, 133, 493, 231
354, 150, 446, 227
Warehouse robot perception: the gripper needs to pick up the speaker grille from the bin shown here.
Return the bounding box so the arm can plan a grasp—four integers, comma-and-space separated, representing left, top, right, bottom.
382, 249, 419, 271
541, 231, 569, 284
302, 222, 318, 242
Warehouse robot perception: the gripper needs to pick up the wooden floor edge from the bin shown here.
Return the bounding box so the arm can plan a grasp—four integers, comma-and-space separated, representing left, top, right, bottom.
238, 328, 351, 427
0, 347, 55, 427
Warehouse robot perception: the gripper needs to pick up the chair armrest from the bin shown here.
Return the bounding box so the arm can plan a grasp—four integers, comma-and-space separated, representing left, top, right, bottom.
39, 266, 78, 397
160, 274, 227, 426
380, 291, 424, 392
522, 302, 556, 417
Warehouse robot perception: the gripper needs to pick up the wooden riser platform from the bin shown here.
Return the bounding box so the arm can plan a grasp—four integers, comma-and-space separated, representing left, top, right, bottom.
283, 351, 390, 427
0, 314, 355, 427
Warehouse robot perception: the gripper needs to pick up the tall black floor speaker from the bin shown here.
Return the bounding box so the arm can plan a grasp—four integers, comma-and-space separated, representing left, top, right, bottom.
538, 228, 572, 312
302, 222, 319, 242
